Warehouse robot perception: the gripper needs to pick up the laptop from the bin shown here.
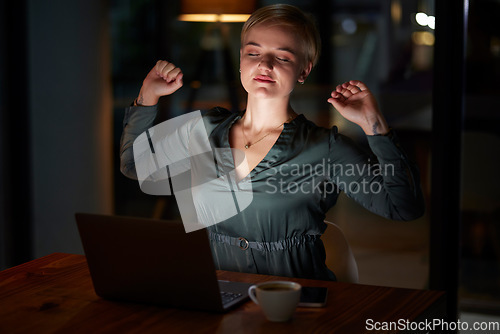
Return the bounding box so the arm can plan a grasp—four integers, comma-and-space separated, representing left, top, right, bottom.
75, 213, 251, 312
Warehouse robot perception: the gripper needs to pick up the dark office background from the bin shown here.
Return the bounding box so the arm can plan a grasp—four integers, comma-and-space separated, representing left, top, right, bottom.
1, 0, 499, 321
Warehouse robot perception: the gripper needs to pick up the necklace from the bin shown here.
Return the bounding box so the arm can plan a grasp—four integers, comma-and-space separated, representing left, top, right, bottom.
241, 114, 293, 149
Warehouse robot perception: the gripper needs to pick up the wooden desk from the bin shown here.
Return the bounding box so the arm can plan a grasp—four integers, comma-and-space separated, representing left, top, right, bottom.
0, 253, 445, 333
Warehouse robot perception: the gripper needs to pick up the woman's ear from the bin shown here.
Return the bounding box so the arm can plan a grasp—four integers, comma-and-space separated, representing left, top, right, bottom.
298, 61, 313, 83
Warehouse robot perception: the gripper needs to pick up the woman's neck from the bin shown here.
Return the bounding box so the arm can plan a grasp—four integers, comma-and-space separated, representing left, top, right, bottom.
243, 95, 295, 132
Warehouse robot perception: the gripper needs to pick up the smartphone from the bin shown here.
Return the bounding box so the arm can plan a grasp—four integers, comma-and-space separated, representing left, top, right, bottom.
298, 286, 328, 307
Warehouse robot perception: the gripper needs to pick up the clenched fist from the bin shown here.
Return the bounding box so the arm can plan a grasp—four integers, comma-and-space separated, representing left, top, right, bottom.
135, 60, 184, 106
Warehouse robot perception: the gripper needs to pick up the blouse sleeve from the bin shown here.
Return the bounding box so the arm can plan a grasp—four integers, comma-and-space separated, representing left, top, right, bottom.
120, 105, 210, 186
119, 105, 158, 179
328, 127, 425, 221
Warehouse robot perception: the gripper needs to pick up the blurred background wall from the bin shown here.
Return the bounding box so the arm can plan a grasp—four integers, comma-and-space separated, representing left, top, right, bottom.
1, 0, 113, 265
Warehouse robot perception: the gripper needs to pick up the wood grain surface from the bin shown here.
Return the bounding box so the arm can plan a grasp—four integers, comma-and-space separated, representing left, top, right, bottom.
0, 253, 445, 333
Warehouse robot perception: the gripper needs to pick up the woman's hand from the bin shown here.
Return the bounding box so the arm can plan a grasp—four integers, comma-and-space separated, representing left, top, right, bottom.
135, 60, 184, 106
327, 80, 389, 136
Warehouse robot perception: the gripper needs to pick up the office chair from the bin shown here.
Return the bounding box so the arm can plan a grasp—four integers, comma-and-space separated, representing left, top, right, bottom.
322, 221, 359, 283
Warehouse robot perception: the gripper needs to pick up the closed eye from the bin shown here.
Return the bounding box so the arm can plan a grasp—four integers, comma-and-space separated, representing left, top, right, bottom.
277, 57, 289, 62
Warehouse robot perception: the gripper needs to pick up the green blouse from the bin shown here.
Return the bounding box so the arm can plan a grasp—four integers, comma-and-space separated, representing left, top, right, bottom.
120, 106, 425, 281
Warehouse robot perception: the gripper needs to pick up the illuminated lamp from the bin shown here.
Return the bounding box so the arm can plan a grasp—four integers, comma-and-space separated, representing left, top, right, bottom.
179, 0, 256, 22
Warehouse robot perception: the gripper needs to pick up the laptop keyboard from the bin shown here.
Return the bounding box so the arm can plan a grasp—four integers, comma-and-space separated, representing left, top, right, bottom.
220, 291, 243, 305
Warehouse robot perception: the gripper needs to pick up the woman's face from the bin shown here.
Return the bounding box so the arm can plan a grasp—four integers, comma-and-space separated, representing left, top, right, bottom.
240, 23, 312, 100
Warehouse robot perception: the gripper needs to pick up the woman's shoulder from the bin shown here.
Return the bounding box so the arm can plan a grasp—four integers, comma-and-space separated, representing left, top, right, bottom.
199, 107, 241, 140
282, 114, 335, 160
293, 114, 336, 140
201, 106, 238, 126
202, 106, 234, 119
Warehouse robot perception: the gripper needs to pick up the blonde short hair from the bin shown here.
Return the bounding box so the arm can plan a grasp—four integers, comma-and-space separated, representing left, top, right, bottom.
241, 4, 321, 67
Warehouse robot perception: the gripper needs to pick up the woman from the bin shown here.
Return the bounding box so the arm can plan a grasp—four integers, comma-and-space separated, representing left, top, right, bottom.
120, 4, 425, 281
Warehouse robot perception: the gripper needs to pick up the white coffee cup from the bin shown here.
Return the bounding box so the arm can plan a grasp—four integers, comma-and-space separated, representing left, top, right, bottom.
248, 281, 302, 322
